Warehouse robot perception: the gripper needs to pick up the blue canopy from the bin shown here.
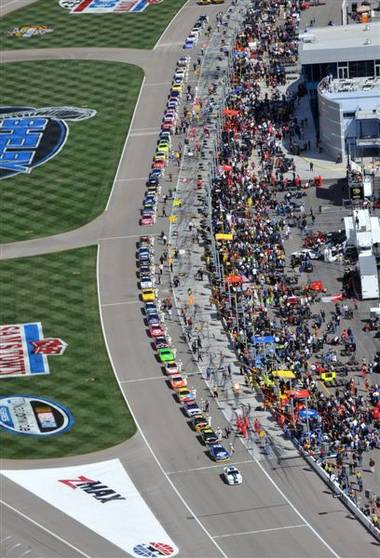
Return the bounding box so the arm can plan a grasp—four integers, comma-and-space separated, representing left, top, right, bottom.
252, 335, 275, 344
299, 409, 318, 420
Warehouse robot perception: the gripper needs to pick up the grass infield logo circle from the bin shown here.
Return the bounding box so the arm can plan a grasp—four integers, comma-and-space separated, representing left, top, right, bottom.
0, 106, 96, 180
0, 395, 74, 436
133, 542, 175, 557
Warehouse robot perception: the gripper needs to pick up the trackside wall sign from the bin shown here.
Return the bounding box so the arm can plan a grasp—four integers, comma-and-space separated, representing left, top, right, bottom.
1, 459, 178, 557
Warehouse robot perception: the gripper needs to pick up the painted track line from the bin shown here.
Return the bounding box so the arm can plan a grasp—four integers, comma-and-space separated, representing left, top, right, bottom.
101, 300, 140, 307
96, 245, 229, 558
0, 498, 91, 558
166, 460, 253, 475
120, 375, 164, 384
213, 524, 307, 539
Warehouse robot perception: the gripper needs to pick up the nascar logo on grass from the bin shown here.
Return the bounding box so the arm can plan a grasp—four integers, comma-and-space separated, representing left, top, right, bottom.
59, 0, 163, 14
0, 106, 96, 180
0, 322, 67, 378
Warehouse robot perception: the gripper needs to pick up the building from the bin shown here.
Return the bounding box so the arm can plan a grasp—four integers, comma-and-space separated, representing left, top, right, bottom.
298, 22, 380, 160
318, 75, 380, 160
299, 22, 380, 87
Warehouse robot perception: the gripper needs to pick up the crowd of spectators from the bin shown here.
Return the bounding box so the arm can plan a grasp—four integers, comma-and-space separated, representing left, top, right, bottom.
200, 0, 380, 526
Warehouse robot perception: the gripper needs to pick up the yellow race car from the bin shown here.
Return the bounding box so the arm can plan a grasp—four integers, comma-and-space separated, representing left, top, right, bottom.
141, 289, 156, 302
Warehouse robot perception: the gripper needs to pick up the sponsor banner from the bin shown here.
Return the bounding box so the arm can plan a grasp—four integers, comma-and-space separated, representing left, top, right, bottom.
7, 25, 54, 38
59, 0, 162, 14
1, 459, 178, 557
0, 322, 67, 378
0, 106, 96, 180
0, 395, 74, 436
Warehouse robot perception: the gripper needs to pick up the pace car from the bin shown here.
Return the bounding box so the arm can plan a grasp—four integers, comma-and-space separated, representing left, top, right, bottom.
223, 466, 242, 485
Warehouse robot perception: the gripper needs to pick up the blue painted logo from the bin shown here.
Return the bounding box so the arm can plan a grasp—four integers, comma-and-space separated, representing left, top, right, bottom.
0, 106, 96, 180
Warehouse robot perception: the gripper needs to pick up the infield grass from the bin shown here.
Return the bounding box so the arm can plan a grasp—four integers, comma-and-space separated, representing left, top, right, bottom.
0, 60, 143, 243
0, 247, 136, 459
0, 0, 187, 50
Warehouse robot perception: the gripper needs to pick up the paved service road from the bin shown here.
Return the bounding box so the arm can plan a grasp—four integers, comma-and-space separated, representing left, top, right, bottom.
1, 2, 379, 558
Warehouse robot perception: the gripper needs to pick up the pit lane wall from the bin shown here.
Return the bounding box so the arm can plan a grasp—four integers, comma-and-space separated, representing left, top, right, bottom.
296, 443, 380, 542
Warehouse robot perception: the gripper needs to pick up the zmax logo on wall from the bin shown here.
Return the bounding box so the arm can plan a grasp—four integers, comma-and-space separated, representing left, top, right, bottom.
0, 106, 96, 180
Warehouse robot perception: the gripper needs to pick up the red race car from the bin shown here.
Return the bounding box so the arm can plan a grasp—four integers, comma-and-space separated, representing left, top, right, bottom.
149, 324, 165, 337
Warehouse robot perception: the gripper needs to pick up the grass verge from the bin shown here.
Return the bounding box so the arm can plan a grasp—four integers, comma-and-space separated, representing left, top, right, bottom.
0, 0, 186, 49
0, 60, 143, 242
0, 247, 136, 459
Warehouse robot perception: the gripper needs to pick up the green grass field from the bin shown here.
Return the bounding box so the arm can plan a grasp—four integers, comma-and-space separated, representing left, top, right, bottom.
0, 60, 143, 243
0, 0, 186, 50
0, 247, 136, 459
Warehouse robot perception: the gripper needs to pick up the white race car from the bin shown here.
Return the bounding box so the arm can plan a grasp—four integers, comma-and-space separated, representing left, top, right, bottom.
223, 465, 242, 485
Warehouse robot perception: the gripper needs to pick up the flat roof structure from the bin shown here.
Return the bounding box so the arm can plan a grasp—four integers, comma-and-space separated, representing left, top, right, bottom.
299, 22, 380, 64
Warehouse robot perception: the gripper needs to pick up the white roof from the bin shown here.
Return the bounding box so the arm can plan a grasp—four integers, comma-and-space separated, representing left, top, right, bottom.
299, 22, 380, 65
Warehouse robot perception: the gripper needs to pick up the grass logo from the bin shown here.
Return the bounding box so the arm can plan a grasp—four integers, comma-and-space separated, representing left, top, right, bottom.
0, 106, 96, 180
59, 0, 163, 14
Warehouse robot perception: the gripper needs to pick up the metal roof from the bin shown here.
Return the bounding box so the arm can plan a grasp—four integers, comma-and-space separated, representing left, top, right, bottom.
299, 22, 380, 65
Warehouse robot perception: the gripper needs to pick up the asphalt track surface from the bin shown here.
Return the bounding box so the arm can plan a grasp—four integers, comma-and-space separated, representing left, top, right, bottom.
0, 2, 379, 558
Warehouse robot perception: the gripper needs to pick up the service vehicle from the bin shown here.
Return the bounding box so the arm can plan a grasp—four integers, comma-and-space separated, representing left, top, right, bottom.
223, 466, 242, 485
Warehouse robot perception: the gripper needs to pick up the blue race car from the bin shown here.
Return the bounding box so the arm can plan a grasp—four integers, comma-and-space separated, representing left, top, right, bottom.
209, 444, 230, 462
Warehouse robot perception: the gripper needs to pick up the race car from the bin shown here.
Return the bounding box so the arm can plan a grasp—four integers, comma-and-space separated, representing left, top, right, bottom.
140, 213, 156, 226
139, 264, 155, 277
157, 142, 169, 154
171, 83, 183, 93
140, 275, 155, 290
209, 444, 230, 462
152, 159, 166, 170
201, 428, 218, 445
145, 303, 160, 317
154, 336, 170, 350
141, 289, 157, 302
164, 361, 181, 375
183, 401, 201, 417
158, 347, 175, 363
192, 414, 209, 432
138, 247, 153, 260
147, 314, 162, 327
149, 323, 165, 337
223, 466, 242, 485
169, 375, 187, 389
176, 386, 195, 403
139, 235, 154, 248
177, 56, 190, 68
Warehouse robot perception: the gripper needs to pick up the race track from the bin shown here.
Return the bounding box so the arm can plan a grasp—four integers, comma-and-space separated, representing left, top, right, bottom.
1, 2, 379, 557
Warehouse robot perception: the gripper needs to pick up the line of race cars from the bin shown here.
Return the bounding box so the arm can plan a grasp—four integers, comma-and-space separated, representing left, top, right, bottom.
139, 55, 191, 227
137, 16, 243, 485
183, 15, 209, 49
137, 237, 242, 484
